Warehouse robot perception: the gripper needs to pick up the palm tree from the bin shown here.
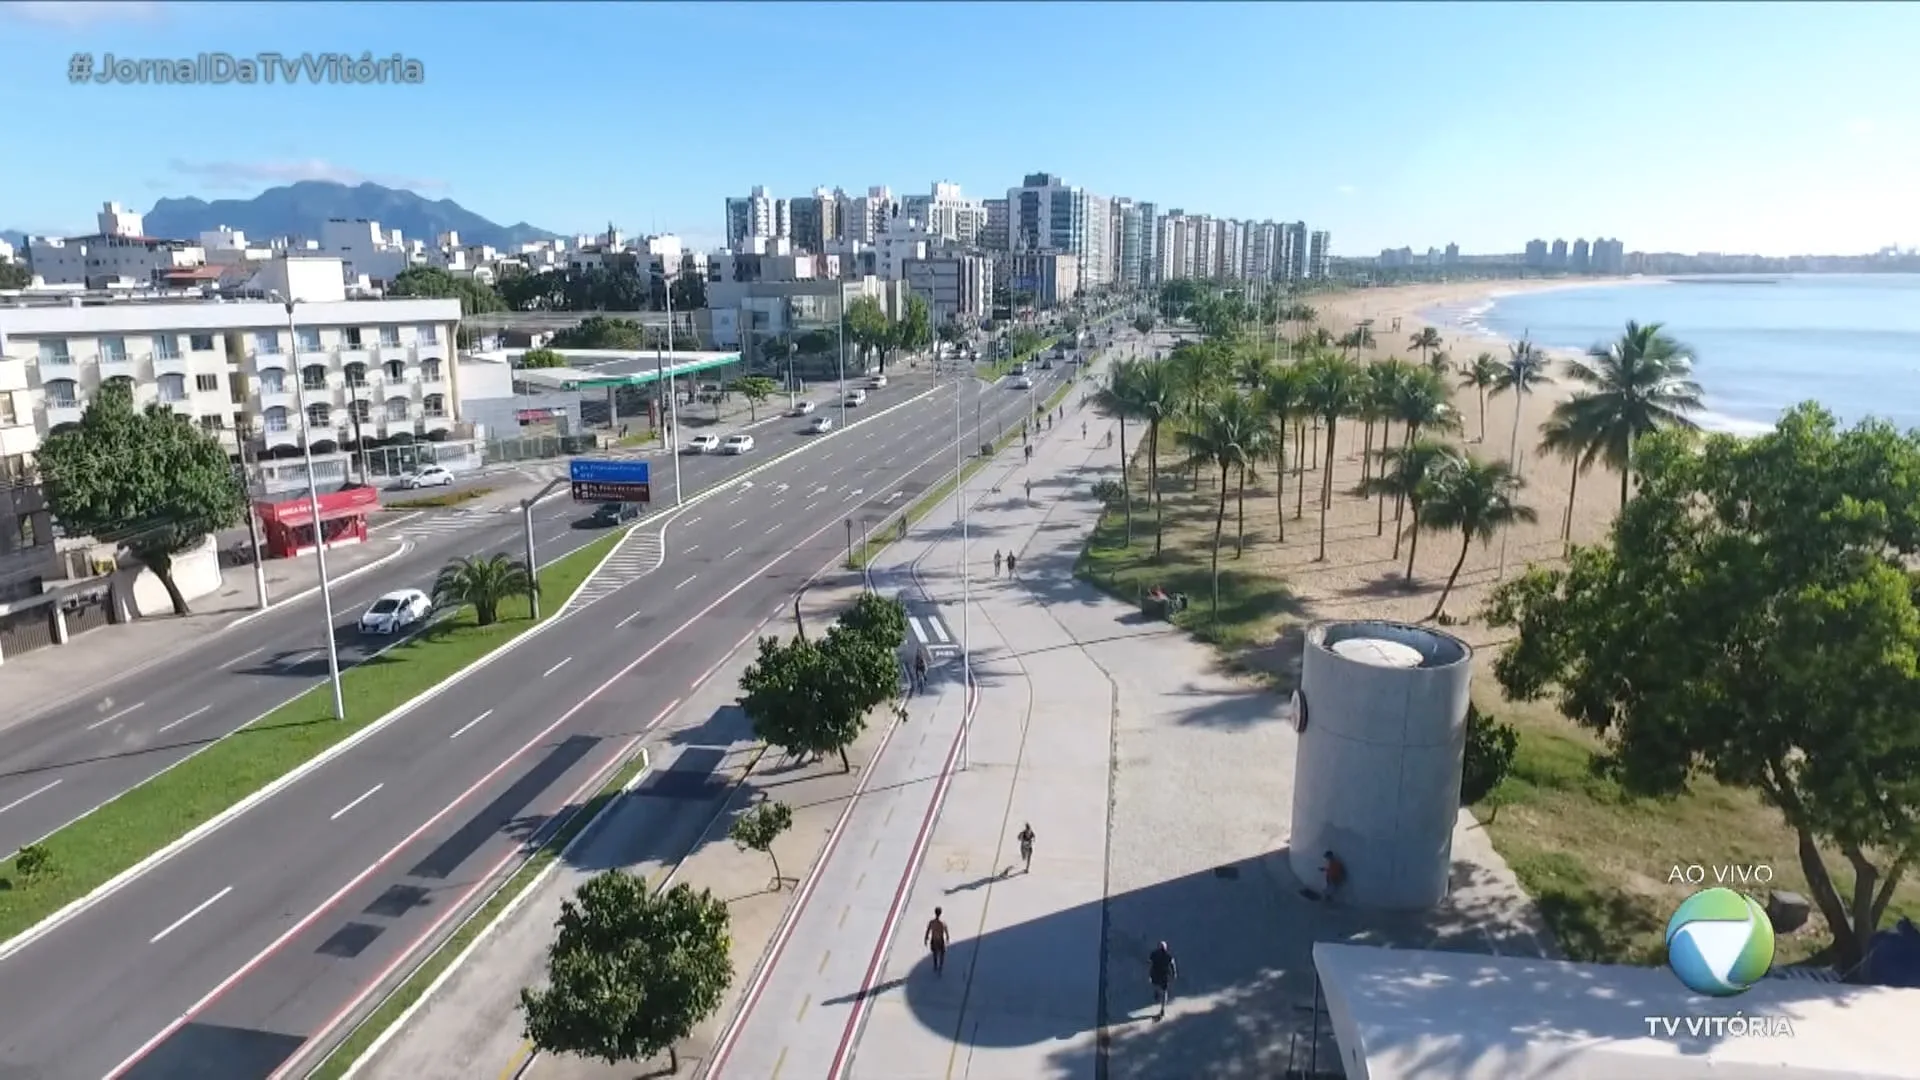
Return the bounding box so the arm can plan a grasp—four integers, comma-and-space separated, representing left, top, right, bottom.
1409, 326, 1443, 366
1388, 369, 1461, 542
1236, 350, 1272, 392
1417, 457, 1537, 622
1301, 354, 1364, 561
1361, 439, 1462, 574
1489, 338, 1556, 483
1355, 364, 1393, 489
1557, 320, 1704, 506
1129, 363, 1183, 556
1092, 358, 1148, 545
1459, 352, 1504, 442
1537, 405, 1600, 555
1362, 359, 1414, 531
1260, 365, 1304, 543
1426, 349, 1453, 378
432, 553, 536, 627
1176, 395, 1263, 616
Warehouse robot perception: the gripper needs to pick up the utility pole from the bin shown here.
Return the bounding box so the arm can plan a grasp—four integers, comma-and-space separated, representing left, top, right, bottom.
229, 424, 268, 610
663, 268, 684, 506
275, 294, 346, 721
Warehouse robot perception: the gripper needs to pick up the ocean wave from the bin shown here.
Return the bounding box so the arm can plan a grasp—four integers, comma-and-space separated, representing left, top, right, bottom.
1694, 409, 1777, 437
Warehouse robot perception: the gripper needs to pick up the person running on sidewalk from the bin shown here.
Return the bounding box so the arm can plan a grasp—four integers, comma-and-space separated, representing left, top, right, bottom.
993, 550, 1004, 576
1148, 941, 1177, 1020
912, 649, 929, 694
925, 907, 950, 974
1322, 850, 1348, 904
1005, 552, 1018, 577
1018, 823, 1035, 872
1082, 420, 1088, 439
1024, 477, 1033, 500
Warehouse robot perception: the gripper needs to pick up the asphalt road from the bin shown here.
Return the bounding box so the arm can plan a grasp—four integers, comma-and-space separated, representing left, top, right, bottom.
0, 338, 1111, 1078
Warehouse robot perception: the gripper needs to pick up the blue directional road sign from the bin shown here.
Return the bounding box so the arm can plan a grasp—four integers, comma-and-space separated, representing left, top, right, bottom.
569, 458, 651, 504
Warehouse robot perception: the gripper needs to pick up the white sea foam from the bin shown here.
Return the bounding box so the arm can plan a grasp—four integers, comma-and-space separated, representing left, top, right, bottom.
1694, 410, 1777, 437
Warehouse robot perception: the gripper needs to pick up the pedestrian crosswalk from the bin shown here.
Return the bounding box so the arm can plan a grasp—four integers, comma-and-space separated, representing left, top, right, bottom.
563, 527, 666, 612
908, 611, 960, 654
377, 508, 499, 542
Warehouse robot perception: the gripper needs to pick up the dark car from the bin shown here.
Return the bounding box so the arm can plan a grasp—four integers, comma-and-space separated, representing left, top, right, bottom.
1040, 358, 1055, 371
592, 502, 640, 526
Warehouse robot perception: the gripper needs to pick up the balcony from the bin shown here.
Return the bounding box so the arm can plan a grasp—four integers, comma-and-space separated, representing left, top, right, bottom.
256, 384, 298, 412
98, 353, 142, 382
36, 352, 78, 375
421, 411, 453, 435
153, 352, 191, 378
45, 399, 86, 428
262, 422, 301, 451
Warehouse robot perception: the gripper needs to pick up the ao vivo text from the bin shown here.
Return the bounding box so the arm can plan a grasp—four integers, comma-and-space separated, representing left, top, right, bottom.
1668, 864, 1775, 886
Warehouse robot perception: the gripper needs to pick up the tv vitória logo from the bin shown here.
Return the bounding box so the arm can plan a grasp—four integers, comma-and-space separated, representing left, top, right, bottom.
1665, 887, 1775, 996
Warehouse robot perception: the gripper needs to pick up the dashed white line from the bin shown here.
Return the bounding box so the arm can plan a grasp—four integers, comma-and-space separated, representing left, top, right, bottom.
85, 701, 146, 731
450, 709, 493, 738
281, 651, 317, 669
676, 574, 698, 590
764, 523, 781, 535
542, 657, 573, 678
733, 518, 749, 529
156, 705, 211, 735
330, 783, 385, 822
683, 544, 700, 554
685, 516, 702, 526
0, 779, 62, 815
226, 646, 266, 667
151, 886, 232, 944
725, 546, 743, 560
616, 609, 644, 629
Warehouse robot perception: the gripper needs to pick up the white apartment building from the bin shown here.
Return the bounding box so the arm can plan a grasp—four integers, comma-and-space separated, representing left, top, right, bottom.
725, 186, 781, 249
316, 218, 420, 287
841, 186, 894, 245
899, 182, 987, 246
1217, 219, 1244, 282
1193, 217, 1221, 279
0, 256, 462, 476
903, 253, 993, 325
1309, 230, 1332, 278
1286, 222, 1310, 282
27, 202, 207, 289
1004, 174, 1112, 288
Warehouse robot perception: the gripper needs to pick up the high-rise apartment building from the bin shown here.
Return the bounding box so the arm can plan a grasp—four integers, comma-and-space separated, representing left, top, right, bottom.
1192, 216, 1220, 279
1591, 237, 1626, 274
1247, 221, 1280, 282
1524, 239, 1548, 267
1136, 201, 1158, 285
1005, 173, 1113, 288
1216, 219, 1244, 282
1284, 222, 1309, 283
785, 187, 844, 252
724, 186, 779, 249
1113, 198, 1149, 288
1308, 230, 1331, 279
1549, 238, 1569, 267
842, 186, 894, 245
1570, 238, 1591, 272
899, 182, 987, 246
982, 199, 1009, 252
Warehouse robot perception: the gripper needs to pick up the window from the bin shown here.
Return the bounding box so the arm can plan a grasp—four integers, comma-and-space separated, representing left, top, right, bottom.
423, 393, 446, 417
421, 359, 442, 382
0, 393, 13, 427
45, 378, 79, 405
258, 370, 286, 394
384, 398, 411, 421
254, 331, 281, 355
345, 327, 363, 348
385, 359, 405, 381
1, 453, 30, 484
379, 326, 401, 347
189, 333, 216, 352
302, 365, 329, 390
198, 415, 224, 434
297, 328, 323, 352
420, 325, 439, 345
101, 336, 128, 362
264, 406, 290, 432
345, 362, 368, 388
196, 373, 219, 393
18, 516, 33, 550
305, 403, 332, 428
157, 374, 187, 403
37, 340, 71, 365
153, 335, 180, 360
350, 399, 371, 424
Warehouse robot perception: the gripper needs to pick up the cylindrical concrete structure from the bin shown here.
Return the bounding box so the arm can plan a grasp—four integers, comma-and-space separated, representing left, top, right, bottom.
1289, 620, 1473, 910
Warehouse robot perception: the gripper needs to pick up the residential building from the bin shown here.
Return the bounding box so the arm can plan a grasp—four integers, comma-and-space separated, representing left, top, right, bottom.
1308, 230, 1331, 279
1524, 239, 1549, 267
1284, 222, 1309, 282
316, 218, 420, 287
903, 253, 993, 325
0, 476, 57, 607
899, 182, 987, 246
1591, 237, 1626, 274
1005, 173, 1112, 288
1136, 202, 1159, 285
1113, 199, 1150, 288
787, 188, 842, 252
1246, 221, 1278, 282
982, 198, 1009, 253
1217, 219, 1244, 282
1006, 252, 1079, 308
724, 186, 780, 249
1570, 238, 1591, 272
1549, 238, 1569, 267
1156, 211, 1195, 281
1193, 216, 1220, 279
1444, 243, 1460, 265
0, 255, 462, 473
27, 202, 207, 289
842, 186, 894, 245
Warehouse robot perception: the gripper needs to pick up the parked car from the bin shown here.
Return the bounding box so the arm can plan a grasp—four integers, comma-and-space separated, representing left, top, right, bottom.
845, 390, 867, 406
870, 374, 889, 388
401, 465, 454, 489
359, 588, 431, 635
591, 502, 640, 526
1012, 376, 1035, 390
792, 400, 817, 416
808, 416, 834, 434
721, 434, 755, 455
684, 434, 721, 454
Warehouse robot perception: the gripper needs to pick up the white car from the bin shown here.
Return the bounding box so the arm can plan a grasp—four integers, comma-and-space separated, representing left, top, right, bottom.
869, 374, 889, 388
721, 434, 755, 455
845, 390, 867, 406
359, 588, 431, 635
402, 465, 454, 489
808, 416, 834, 434
791, 400, 817, 416
684, 434, 721, 454
1012, 376, 1035, 390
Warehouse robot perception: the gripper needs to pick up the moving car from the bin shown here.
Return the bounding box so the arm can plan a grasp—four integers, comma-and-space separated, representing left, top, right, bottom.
791, 400, 817, 416
808, 416, 834, 434
1012, 376, 1035, 390
684, 434, 721, 454
845, 389, 867, 406
1040, 358, 1054, 371
591, 501, 640, 526
870, 374, 889, 388
401, 465, 454, 489
721, 434, 755, 454
359, 588, 431, 635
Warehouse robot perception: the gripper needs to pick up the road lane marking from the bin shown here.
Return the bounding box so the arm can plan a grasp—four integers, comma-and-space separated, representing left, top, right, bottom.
156, 706, 211, 735
725, 546, 743, 560
150, 887, 232, 944
685, 516, 701, 526
616, 609, 644, 628
85, 702, 146, 731
733, 518, 749, 529
227, 646, 266, 667
281, 651, 317, 669
764, 524, 781, 535
676, 574, 698, 590
542, 657, 573, 678
683, 544, 700, 554
330, 784, 384, 822
450, 710, 492, 739
0, 780, 62, 815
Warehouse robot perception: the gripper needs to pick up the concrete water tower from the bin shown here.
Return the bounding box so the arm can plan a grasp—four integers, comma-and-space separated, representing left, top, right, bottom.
1288, 621, 1473, 910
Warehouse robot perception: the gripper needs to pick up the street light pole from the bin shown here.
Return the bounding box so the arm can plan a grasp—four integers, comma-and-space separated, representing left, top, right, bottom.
837, 290, 849, 430
664, 271, 684, 507
952, 360, 972, 770
278, 295, 346, 721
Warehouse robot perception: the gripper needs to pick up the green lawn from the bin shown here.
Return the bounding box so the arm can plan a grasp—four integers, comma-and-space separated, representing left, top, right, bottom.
0, 532, 621, 941
387, 486, 493, 510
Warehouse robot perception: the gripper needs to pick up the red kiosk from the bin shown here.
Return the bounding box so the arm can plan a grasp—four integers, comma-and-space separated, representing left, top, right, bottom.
253, 486, 380, 559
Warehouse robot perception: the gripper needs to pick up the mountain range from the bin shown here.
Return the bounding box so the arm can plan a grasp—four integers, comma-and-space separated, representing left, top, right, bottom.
5, 181, 559, 252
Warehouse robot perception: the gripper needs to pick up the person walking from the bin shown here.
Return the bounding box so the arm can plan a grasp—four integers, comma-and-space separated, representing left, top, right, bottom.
1082, 420, 1088, 439
1148, 941, 1177, 1020
1005, 552, 1018, 577
925, 907, 950, 975
1024, 477, 1033, 500
1321, 850, 1348, 904
993, 549, 1004, 577
1017, 822, 1035, 872
912, 649, 929, 695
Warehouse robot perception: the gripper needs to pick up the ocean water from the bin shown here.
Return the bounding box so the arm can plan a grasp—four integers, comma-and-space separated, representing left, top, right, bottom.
1424, 274, 1920, 435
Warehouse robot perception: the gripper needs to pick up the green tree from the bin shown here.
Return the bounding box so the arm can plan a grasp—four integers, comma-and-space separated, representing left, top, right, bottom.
727, 376, 780, 421
432, 553, 536, 627
668, 273, 706, 311
1485, 407, 1920, 978
1460, 705, 1519, 808
844, 296, 890, 373
1557, 320, 1705, 506
1459, 352, 1505, 442
730, 800, 795, 889
11, 843, 52, 886
738, 626, 899, 772
1536, 406, 1600, 553
1409, 326, 1443, 366
36, 381, 244, 615
550, 316, 647, 350
835, 591, 908, 653
1131, 314, 1155, 336
1489, 339, 1556, 470
520, 870, 732, 1075
1176, 392, 1266, 615
1259, 365, 1304, 543
1418, 456, 1536, 622
387, 265, 507, 316
894, 293, 934, 366
519, 347, 567, 369
1301, 354, 1364, 561
1361, 439, 1462, 577
1091, 358, 1147, 546
0, 262, 30, 289
1388, 368, 1461, 536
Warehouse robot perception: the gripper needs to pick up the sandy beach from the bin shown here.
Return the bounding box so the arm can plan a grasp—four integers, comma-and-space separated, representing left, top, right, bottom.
1236, 279, 1644, 651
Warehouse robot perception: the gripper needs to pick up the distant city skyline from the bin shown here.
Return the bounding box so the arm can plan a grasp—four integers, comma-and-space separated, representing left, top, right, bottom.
1, 1, 1915, 256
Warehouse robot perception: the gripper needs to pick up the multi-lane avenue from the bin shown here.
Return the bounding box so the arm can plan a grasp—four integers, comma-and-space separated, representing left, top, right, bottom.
0, 340, 1100, 1078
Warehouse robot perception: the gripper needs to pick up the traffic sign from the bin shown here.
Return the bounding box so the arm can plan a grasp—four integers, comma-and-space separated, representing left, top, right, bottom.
569, 458, 651, 504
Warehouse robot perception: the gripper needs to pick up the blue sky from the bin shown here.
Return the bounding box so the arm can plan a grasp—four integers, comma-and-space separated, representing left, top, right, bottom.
2, 1, 1915, 257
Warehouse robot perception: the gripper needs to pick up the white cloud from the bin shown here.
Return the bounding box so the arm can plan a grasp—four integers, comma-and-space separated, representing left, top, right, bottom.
0, 1, 165, 26
165, 158, 449, 194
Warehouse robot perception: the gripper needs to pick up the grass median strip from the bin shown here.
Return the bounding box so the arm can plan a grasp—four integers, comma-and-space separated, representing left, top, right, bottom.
0, 531, 622, 941
307, 747, 654, 1080
386, 486, 492, 510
